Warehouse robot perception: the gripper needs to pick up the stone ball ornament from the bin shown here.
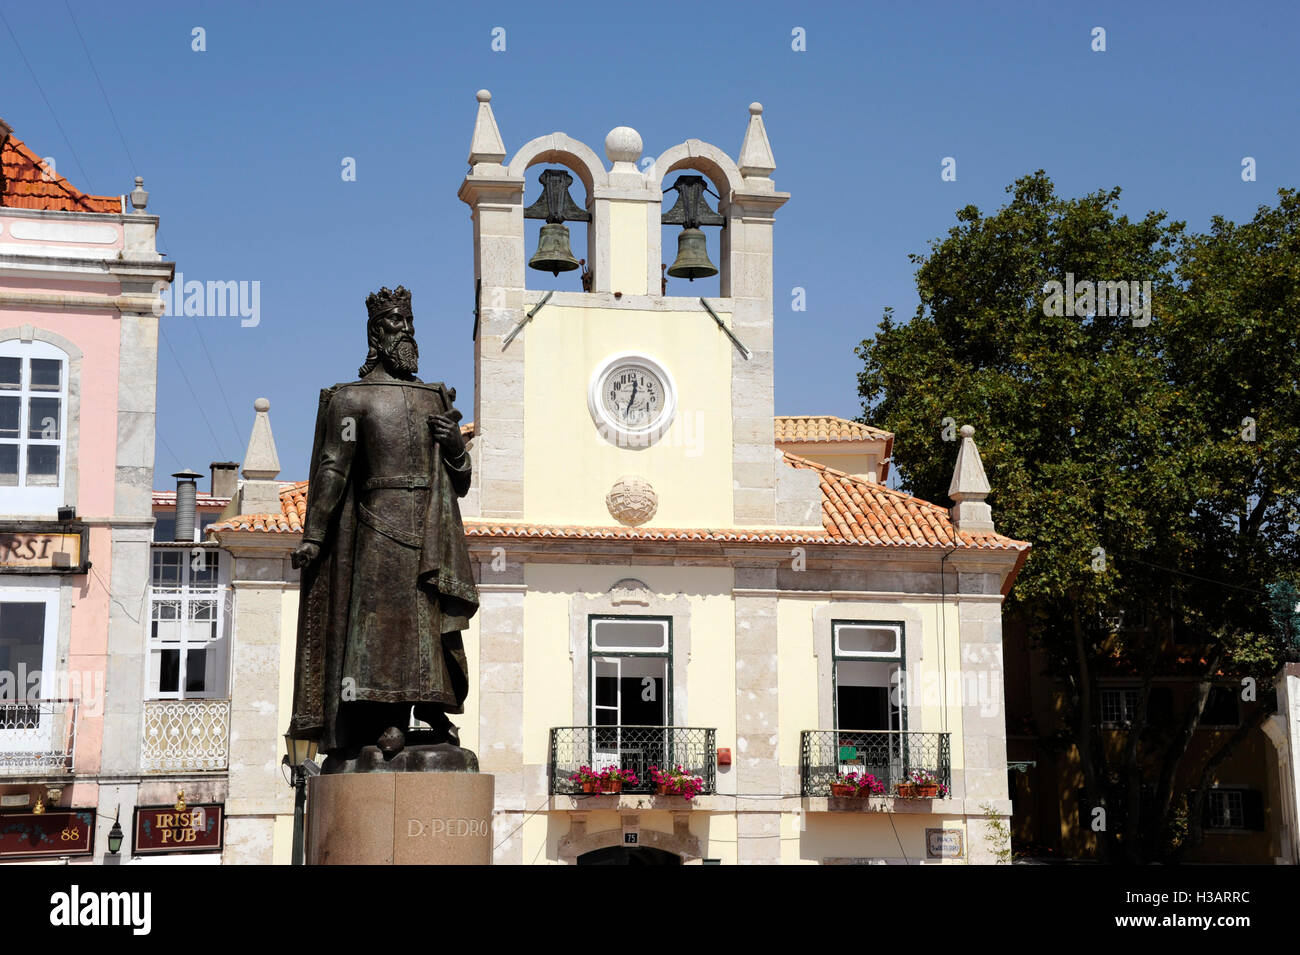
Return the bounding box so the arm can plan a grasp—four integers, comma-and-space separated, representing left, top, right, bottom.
606, 475, 658, 526
604, 126, 643, 165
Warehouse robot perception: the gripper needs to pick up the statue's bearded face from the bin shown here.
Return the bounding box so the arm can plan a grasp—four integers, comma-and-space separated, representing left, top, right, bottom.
375, 310, 419, 377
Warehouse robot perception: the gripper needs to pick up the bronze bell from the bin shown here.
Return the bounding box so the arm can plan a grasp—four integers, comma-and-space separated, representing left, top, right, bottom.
662, 174, 725, 282
667, 227, 718, 281
524, 168, 590, 277
530, 222, 580, 275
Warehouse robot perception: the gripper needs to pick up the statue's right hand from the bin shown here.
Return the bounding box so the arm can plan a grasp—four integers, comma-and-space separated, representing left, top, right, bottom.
291, 541, 321, 569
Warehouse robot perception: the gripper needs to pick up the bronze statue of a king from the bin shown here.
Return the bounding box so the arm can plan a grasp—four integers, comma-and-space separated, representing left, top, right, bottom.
288, 285, 479, 773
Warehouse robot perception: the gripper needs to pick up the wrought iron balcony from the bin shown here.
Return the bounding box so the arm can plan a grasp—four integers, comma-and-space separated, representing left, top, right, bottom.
0, 699, 78, 775
549, 726, 716, 796
141, 699, 231, 773
800, 729, 951, 797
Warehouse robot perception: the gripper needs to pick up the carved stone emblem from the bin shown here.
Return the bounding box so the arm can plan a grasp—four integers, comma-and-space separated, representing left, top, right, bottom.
605, 476, 657, 526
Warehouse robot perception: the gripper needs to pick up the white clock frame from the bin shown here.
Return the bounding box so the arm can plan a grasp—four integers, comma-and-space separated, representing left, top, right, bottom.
587, 351, 678, 448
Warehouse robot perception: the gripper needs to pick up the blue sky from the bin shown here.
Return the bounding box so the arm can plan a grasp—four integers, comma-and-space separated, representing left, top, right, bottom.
1, 0, 1296, 487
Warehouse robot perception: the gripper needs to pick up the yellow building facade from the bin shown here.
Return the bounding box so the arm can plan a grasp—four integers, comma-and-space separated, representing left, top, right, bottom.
211, 93, 1029, 864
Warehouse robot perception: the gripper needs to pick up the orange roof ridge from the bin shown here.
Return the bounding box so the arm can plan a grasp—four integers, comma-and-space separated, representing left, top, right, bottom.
1, 130, 121, 213
207, 448, 1029, 556
774, 414, 892, 442
780, 450, 947, 513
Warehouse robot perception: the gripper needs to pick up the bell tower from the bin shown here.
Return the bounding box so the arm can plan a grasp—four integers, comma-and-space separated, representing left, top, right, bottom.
458, 92, 788, 529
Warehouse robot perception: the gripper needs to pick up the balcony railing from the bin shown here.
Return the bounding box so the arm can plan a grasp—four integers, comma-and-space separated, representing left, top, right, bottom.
0, 699, 78, 775
800, 729, 951, 797
549, 726, 716, 796
141, 699, 231, 773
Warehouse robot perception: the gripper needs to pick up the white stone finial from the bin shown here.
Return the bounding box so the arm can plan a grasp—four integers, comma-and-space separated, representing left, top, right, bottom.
604, 126, 642, 167
738, 100, 776, 178
948, 424, 994, 533
130, 176, 148, 211
242, 397, 280, 481
468, 88, 507, 166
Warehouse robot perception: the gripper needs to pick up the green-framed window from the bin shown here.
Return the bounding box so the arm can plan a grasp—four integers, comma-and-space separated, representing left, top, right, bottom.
831, 619, 905, 733
588, 615, 672, 728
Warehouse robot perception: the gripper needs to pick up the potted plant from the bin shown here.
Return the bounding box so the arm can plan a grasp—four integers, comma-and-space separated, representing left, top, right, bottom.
569, 766, 603, 794
649, 765, 705, 801
852, 772, 886, 796
907, 769, 942, 798
600, 767, 638, 793
830, 771, 886, 797
829, 773, 857, 798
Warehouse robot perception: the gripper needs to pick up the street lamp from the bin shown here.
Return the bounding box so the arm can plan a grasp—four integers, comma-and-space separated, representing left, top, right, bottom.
283, 734, 319, 866
107, 807, 124, 856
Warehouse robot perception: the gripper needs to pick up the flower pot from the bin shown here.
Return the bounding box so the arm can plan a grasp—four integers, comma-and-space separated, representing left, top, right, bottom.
605, 779, 623, 794
582, 780, 599, 794
830, 783, 855, 798
896, 783, 918, 799
656, 783, 672, 796
916, 784, 940, 798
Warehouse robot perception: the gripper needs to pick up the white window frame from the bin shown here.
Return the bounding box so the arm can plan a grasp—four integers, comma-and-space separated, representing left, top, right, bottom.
0, 340, 68, 515
833, 621, 902, 659
588, 616, 671, 771
1207, 789, 1246, 830
0, 580, 60, 752
1099, 686, 1140, 727
147, 545, 229, 700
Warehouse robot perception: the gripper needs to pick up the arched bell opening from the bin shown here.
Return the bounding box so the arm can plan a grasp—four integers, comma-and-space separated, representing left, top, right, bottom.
651, 143, 743, 299
522, 165, 592, 294
658, 171, 724, 300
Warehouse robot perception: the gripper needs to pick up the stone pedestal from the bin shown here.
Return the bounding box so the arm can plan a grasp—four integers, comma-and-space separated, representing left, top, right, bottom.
306, 772, 495, 865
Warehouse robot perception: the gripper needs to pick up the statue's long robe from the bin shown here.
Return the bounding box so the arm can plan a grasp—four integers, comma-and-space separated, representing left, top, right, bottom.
288, 374, 478, 750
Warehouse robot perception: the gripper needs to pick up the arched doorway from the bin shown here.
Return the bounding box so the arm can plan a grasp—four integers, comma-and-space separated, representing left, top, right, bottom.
577, 846, 682, 866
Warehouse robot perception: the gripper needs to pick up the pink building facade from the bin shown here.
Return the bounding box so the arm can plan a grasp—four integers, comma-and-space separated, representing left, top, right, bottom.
0, 120, 172, 862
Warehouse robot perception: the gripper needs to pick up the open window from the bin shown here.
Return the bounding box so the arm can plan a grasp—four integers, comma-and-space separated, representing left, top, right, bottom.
589, 615, 670, 773
0, 583, 60, 758
832, 621, 905, 779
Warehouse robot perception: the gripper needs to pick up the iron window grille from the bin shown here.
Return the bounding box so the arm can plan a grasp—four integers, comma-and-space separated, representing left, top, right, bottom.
549, 726, 716, 795
800, 729, 951, 797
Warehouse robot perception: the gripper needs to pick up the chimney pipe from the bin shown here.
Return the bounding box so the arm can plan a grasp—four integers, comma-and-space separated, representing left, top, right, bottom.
209, 461, 239, 499
172, 469, 203, 542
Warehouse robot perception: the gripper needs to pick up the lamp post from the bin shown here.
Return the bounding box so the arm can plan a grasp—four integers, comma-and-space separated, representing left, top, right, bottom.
107, 807, 123, 857
283, 734, 318, 866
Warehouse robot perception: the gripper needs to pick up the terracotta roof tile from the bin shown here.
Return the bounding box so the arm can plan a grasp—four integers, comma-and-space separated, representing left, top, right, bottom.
775, 415, 891, 443
1, 127, 121, 214
208, 456, 1027, 559
151, 490, 232, 508
208, 480, 306, 533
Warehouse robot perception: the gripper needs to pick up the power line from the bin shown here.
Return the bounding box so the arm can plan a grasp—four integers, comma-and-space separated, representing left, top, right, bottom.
155, 431, 183, 473
191, 318, 248, 451
0, 9, 95, 190
61, 4, 247, 462
160, 323, 230, 461
62, 0, 137, 173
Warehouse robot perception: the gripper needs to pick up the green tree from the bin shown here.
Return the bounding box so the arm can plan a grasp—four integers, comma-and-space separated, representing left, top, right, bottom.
856, 173, 1300, 862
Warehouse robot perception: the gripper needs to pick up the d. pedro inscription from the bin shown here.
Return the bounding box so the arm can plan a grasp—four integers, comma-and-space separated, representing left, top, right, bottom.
407, 817, 490, 839
405, 815, 488, 836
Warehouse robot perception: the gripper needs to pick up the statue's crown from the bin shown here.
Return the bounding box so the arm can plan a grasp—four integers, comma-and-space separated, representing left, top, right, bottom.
366, 285, 412, 320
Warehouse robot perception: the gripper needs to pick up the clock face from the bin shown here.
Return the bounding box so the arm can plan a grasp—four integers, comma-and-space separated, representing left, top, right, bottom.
588, 352, 677, 446
601, 363, 665, 430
